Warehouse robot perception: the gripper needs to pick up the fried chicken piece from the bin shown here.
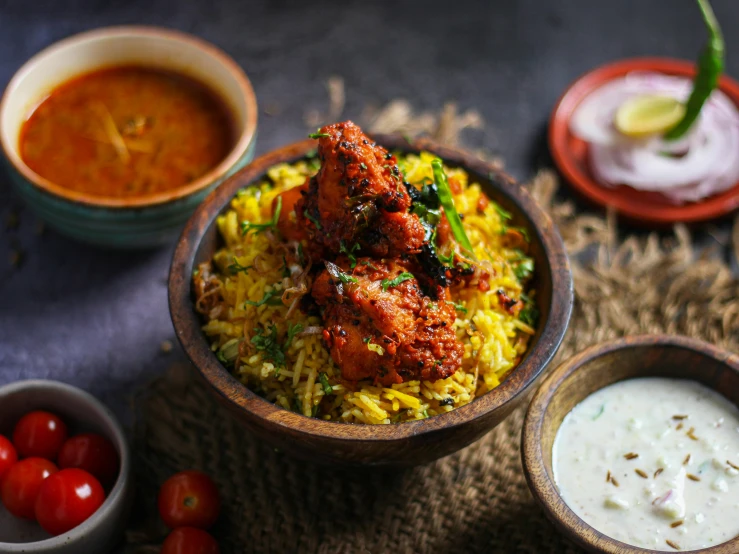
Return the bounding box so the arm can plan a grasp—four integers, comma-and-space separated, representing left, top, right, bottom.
311, 257, 463, 385
296, 121, 426, 259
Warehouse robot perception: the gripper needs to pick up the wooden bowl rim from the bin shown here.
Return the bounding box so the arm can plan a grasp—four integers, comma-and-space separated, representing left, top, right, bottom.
522, 334, 739, 554
549, 56, 739, 225
0, 25, 259, 209
169, 134, 573, 442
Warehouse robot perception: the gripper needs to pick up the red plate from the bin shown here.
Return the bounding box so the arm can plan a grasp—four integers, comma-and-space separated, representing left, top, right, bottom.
549, 57, 739, 226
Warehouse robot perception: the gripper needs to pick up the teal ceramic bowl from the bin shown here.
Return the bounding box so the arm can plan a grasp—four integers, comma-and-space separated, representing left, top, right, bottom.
0, 26, 258, 249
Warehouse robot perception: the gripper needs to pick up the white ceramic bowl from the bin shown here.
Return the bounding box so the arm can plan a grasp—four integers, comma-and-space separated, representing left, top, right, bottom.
0, 26, 258, 248
0, 380, 132, 554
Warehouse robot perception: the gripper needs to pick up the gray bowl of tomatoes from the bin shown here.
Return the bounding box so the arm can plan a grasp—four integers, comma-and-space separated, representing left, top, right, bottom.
0, 380, 131, 554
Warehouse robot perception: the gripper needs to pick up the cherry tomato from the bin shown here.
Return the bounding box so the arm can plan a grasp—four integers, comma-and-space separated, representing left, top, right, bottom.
13, 411, 68, 460
161, 527, 220, 554
0, 435, 18, 481
158, 471, 220, 530
0, 457, 57, 519
35, 468, 105, 536
57, 434, 119, 487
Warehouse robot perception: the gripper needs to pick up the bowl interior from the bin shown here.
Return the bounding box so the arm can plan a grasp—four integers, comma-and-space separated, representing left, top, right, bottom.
171, 134, 573, 454
0, 26, 256, 207
525, 337, 739, 553
0, 381, 129, 547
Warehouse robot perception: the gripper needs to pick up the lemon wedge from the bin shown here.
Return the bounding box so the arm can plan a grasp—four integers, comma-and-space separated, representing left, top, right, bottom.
614, 95, 686, 137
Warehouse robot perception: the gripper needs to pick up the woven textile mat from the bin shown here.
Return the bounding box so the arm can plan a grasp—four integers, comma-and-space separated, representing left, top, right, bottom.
125, 102, 739, 554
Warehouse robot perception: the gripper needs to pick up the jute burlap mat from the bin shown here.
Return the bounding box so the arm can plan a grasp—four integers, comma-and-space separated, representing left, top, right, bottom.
125, 100, 739, 554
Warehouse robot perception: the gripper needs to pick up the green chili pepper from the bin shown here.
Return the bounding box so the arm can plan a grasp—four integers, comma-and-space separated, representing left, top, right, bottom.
664, 0, 724, 141
431, 159, 476, 260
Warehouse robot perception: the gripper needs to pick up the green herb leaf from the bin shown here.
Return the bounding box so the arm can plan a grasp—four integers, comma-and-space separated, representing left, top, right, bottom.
500, 224, 530, 242
285, 323, 303, 349
324, 261, 357, 286
438, 251, 455, 265
431, 159, 476, 260
513, 257, 534, 281
381, 272, 414, 292
360, 260, 379, 270
359, 162, 367, 170
244, 289, 283, 308
251, 325, 286, 369
318, 372, 333, 395
446, 300, 468, 314
309, 128, 330, 139
241, 196, 282, 236
592, 404, 606, 420
494, 203, 512, 221
665, 0, 724, 140
519, 293, 540, 327
339, 240, 361, 268
305, 211, 322, 229
228, 258, 253, 274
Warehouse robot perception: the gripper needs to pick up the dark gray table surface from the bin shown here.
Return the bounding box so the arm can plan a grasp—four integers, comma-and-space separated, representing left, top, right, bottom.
1, 0, 737, 421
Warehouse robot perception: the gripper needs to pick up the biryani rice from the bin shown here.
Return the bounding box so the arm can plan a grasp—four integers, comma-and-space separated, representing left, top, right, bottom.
198, 151, 536, 424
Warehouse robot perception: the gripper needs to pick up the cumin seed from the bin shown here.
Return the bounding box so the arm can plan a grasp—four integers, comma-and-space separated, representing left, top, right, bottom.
635, 469, 648, 479
624, 452, 639, 460
606, 470, 611, 483
728, 460, 739, 471
672, 415, 688, 420
666, 539, 680, 550
686, 427, 699, 441
683, 454, 691, 465
676, 422, 684, 431
687, 473, 701, 482
670, 520, 684, 528
654, 468, 664, 478
610, 476, 620, 487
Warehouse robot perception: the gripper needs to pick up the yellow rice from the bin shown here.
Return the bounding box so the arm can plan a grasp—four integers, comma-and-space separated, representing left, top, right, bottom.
198, 151, 536, 424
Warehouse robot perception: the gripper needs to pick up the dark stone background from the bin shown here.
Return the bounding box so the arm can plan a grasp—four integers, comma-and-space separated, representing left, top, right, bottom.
1, 0, 737, 422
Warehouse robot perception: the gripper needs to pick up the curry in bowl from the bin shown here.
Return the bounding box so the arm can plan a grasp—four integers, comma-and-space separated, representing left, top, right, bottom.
19, 65, 234, 199
193, 121, 538, 424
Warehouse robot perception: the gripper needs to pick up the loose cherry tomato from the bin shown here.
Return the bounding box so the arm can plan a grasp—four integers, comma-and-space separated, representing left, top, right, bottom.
1, 457, 57, 519
57, 434, 119, 487
161, 527, 220, 554
158, 471, 220, 530
35, 468, 105, 536
13, 411, 68, 460
0, 435, 18, 481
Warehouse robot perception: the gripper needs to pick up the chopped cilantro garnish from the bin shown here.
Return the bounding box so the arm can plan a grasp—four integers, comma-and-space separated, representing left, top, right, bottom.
360, 260, 379, 270
305, 211, 322, 229
318, 372, 333, 395
251, 325, 285, 369
438, 251, 454, 265
285, 323, 303, 349
513, 257, 534, 281
228, 258, 253, 274
422, 409, 430, 418
359, 162, 367, 170
446, 300, 468, 314
381, 272, 414, 291
309, 128, 330, 139
244, 289, 284, 308
519, 293, 539, 327
241, 196, 282, 236
339, 240, 361, 268
494, 203, 512, 221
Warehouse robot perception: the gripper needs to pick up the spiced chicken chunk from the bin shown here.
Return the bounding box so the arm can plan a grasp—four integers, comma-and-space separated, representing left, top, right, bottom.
294, 121, 426, 259
311, 257, 463, 386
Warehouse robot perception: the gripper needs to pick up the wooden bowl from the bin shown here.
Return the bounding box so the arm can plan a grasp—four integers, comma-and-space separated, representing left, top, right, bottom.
169, 135, 573, 466
522, 335, 739, 553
